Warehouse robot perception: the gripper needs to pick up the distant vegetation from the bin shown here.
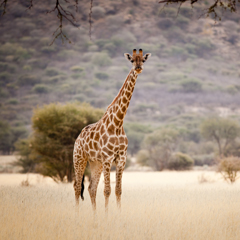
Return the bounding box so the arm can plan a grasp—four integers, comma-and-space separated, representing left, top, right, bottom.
1, 0, 240, 176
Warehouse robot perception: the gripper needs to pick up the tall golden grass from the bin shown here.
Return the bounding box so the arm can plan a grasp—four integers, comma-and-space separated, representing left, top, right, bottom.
1, 171, 240, 240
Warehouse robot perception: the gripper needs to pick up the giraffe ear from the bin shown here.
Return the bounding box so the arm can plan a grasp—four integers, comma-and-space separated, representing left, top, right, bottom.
142, 53, 151, 62
124, 53, 134, 63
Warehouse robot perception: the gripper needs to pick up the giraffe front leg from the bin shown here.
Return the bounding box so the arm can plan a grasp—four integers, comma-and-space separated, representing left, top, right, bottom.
115, 155, 126, 208
103, 161, 112, 211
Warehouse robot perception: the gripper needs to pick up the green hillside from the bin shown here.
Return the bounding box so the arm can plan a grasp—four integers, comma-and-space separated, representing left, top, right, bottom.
1, 0, 240, 157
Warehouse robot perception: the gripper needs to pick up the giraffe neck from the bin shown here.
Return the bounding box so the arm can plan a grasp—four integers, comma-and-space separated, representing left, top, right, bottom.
106, 69, 138, 128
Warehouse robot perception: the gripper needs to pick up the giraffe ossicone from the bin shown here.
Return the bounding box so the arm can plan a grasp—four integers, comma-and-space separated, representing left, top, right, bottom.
73, 49, 151, 211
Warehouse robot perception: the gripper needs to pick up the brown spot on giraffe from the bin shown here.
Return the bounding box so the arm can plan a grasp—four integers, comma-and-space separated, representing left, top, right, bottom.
107, 124, 115, 135
116, 110, 124, 119
94, 132, 100, 142
114, 117, 121, 127
73, 49, 151, 211
100, 125, 105, 135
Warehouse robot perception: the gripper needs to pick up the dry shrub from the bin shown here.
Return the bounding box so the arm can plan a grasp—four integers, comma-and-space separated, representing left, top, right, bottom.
21, 176, 30, 187
198, 173, 214, 184
218, 156, 240, 183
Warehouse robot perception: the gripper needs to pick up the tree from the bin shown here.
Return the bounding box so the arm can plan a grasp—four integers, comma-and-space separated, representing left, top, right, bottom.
28, 102, 103, 182
143, 128, 179, 170
201, 117, 240, 157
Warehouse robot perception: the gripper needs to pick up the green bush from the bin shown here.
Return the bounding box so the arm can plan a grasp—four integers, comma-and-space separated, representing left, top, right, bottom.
158, 7, 176, 17
192, 38, 216, 57
71, 73, 84, 79
47, 76, 60, 84
27, 58, 48, 69
33, 84, 49, 94
95, 72, 109, 80
0, 72, 12, 85
70, 66, 84, 72
92, 52, 112, 67
41, 46, 56, 54
7, 98, 19, 105
0, 120, 12, 154
136, 150, 150, 166
179, 7, 192, 18
226, 85, 239, 95
0, 62, 16, 72
176, 15, 190, 29
193, 154, 215, 166
92, 6, 106, 20
180, 78, 202, 93
157, 18, 173, 30
23, 65, 32, 71
102, 42, 116, 56
45, 68, 59, 77
18, 75, 40, 86
168, 152, 194, 170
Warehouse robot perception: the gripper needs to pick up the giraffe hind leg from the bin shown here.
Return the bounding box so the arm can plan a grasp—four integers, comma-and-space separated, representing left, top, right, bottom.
73, 156, 87, 205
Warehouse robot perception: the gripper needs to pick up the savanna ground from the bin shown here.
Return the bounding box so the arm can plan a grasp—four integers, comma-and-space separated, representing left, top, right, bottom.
1, 163, 240, 240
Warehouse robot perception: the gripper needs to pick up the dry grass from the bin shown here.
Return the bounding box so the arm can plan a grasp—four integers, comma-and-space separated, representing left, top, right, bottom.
0, 155, 21, 173
1, 171, 240, 240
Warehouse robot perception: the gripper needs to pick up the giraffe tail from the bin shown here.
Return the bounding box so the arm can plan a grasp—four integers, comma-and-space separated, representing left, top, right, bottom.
81, 174, 85, 200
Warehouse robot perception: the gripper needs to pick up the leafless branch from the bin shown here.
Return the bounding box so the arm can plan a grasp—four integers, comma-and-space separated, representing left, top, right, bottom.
89, 0, 93, 39
47, 0, 79, 45
27, 0, 33, 10
0, 0, 8, 15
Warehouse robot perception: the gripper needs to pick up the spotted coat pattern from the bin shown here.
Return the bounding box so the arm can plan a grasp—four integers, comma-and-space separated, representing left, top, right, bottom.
73, 49, 151, 210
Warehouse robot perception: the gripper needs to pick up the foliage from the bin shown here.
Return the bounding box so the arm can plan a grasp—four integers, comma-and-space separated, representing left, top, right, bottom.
45, 68, 59, 77
14, 138, 38, 173
218, 156, 240, 183
201, 117, 240, 156
124, 122, 152, 156
168, 152, 194, 170
157, 18, 173, 30
33, 84, 49, 94
126, 130, 143, 156
143, 128, 179, 170
180, 78, 202, 93
92, 6, 106, 20
30, 102, 103, 182
0, 121, 27, 154
92, 52, 112, 67
0, 121, 12, 154
136, 149, 150, 166
70, 66, 84, 72
193, 154, 215, 166
18, 74, 40, 86
95, 72, 109, 80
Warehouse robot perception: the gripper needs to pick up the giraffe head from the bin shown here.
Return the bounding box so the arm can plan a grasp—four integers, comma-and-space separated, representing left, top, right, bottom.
124, 49, 151, 74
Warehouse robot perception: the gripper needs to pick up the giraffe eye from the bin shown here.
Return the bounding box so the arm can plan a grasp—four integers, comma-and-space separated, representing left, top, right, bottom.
131, 60, 134, 63
142, 60, 145, 63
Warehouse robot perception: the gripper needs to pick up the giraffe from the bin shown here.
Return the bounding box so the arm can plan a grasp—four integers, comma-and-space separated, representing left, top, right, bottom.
73, 49, 151, 211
